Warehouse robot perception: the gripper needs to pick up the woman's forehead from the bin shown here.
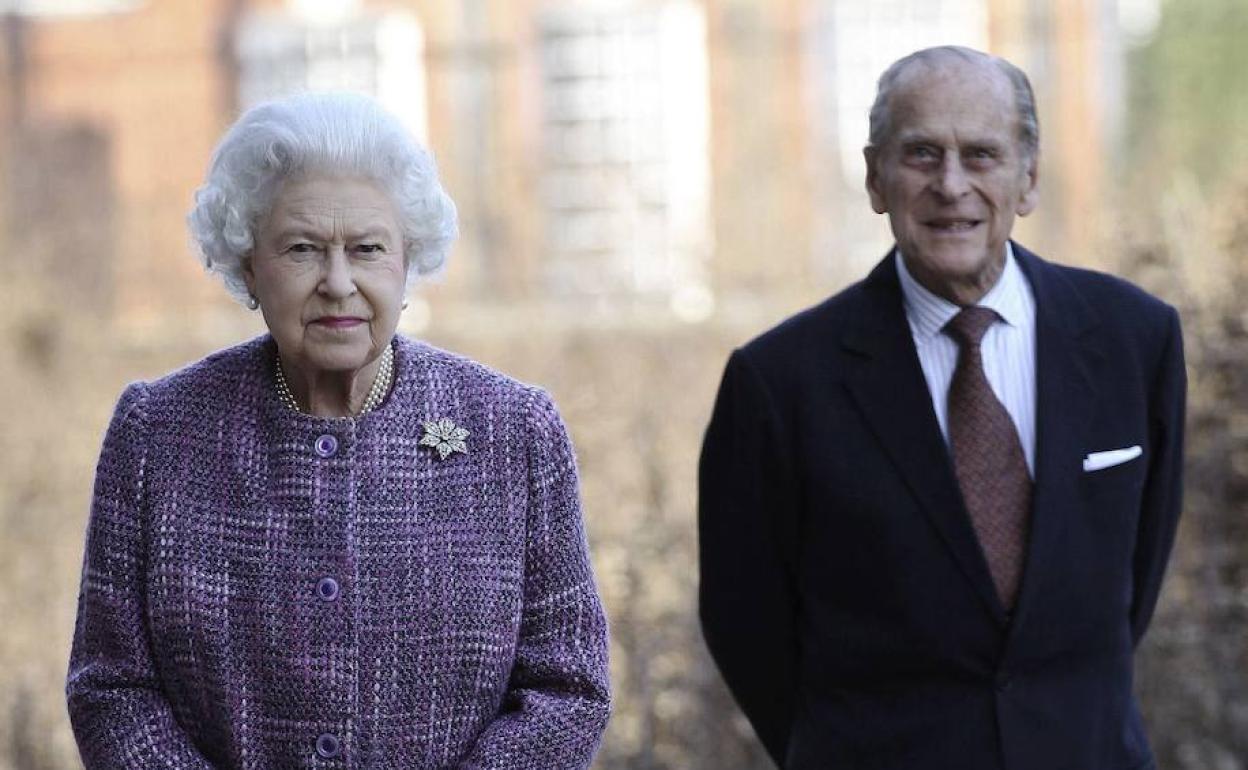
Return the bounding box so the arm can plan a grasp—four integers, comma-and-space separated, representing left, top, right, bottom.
265, 175, 400, 230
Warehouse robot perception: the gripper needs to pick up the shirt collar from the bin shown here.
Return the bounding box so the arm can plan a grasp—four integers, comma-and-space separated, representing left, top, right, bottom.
896, 242, 1027, 344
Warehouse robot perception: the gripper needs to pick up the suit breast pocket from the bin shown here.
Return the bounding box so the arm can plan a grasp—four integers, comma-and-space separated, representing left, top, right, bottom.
1078, 444, 1148, 503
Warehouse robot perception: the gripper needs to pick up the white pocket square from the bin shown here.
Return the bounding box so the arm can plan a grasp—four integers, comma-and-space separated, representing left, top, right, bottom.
1083, 445, 1143, 472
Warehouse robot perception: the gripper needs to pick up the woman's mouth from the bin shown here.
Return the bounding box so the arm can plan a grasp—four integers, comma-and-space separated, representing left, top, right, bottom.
312, 316, 366, 329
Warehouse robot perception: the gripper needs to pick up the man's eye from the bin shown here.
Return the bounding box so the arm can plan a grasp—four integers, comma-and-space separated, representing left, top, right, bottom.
286, 242, 319, 254
907, 146, 938, 160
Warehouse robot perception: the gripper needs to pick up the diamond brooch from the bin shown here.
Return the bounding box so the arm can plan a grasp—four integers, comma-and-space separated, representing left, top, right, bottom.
420, 418, 469, 460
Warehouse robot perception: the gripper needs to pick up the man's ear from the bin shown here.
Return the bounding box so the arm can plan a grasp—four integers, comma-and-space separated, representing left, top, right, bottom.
864, 147, 888, 214
1016, 153, 1040, 217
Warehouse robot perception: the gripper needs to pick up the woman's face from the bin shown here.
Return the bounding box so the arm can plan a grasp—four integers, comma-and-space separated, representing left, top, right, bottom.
245, 174, 406, 377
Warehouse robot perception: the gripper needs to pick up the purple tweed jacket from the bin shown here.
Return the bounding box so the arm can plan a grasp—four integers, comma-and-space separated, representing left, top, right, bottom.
67, 335, 611, 769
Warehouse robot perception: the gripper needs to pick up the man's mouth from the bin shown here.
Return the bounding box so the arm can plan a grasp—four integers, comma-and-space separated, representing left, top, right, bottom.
925, 218, 982, 232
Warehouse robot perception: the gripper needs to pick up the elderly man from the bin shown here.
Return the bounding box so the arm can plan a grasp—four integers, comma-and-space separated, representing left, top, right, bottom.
699, 46, 1184, 769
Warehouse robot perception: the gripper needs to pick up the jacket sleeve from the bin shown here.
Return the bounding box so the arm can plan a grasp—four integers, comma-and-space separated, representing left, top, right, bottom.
698, 349, 801, 766
66, 383, 216, 769
458, 391, 611, 770
1130, 306, 1187, 644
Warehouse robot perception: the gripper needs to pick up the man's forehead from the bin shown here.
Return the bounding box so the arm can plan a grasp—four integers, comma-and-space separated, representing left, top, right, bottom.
892, 125, 1011, 145
885, 64, 1017, 136
892, 54, 1011, 96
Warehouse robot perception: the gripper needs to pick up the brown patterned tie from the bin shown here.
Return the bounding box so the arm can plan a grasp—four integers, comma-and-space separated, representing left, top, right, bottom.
945, 306, 1032, 610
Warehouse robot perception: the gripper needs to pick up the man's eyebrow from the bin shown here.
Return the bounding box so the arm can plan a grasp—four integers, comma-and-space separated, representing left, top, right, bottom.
893, 131, 1006, 147
894, 131, 939, 146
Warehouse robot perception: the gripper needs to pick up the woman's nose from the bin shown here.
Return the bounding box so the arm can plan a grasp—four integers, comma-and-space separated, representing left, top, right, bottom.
318, 247, 356, 297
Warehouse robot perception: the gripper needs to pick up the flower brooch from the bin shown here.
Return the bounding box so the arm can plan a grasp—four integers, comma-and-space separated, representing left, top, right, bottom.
420, 417, 469, 460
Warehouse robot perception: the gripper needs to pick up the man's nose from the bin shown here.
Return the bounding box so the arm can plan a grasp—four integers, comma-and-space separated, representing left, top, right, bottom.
318, 247, 356, 298
932, 156, 972, 200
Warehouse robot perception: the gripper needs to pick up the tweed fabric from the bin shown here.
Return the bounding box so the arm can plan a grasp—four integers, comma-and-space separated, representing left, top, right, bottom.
67, 335, 611, 769
946, 307, 1032, 609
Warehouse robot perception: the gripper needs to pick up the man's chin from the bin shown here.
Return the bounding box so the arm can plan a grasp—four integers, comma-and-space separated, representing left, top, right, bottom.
912, 240, 998, 271
903, 246, 1004, 300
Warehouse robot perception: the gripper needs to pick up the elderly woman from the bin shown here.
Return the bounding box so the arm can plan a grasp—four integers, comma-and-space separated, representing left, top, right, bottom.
67, 92, 611, 768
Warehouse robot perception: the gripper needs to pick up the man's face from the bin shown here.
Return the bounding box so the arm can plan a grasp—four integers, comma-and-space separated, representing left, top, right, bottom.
865, 60, 1038, 304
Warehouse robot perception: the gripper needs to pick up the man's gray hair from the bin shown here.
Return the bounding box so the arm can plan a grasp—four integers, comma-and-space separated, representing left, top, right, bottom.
188, 92, 458, 305
867, 46, 1039, 161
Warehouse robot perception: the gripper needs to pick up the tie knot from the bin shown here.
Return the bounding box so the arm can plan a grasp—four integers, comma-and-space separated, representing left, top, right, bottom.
946, 306, 999, 347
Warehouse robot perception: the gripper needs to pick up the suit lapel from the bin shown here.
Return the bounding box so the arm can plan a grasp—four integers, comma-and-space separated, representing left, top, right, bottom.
840, 253, 1007, 622
1006, 244, 1101, 630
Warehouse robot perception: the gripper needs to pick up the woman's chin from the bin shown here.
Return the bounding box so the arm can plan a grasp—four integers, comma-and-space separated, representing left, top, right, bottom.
288, 342, 374, 376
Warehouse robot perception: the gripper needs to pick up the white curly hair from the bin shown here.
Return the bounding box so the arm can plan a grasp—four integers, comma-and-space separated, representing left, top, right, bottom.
188, 91, 458, 305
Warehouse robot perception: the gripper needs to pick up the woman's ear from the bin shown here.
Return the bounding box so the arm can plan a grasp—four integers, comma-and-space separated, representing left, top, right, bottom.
241, 254, 256, 295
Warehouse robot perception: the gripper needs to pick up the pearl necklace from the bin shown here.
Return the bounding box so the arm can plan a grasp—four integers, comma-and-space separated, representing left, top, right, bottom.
274, 344, 394, 417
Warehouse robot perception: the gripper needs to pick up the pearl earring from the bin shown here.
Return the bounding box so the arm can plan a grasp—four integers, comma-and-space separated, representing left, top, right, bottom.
247, 294, 260, 310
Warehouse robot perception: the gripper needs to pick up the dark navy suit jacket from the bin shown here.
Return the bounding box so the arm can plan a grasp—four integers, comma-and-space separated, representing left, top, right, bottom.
698, 244, 1185, 769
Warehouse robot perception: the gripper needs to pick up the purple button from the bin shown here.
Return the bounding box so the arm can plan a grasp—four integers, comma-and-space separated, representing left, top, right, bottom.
316, 732, 340, 758
314, 434, 338, 458
316, 576, 340, 601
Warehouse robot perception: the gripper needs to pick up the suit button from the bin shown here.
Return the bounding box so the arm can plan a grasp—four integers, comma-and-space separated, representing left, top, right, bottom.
316, 576, 340, 601
316, 732, 340, 758
995, 673, 1013, 692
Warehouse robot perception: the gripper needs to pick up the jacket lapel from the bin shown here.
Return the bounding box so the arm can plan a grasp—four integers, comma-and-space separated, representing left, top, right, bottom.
840, 253, 1007, 622
1005, 244, 1101, 631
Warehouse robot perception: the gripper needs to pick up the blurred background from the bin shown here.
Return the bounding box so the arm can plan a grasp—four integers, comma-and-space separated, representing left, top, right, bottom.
1, 0, 1245, 767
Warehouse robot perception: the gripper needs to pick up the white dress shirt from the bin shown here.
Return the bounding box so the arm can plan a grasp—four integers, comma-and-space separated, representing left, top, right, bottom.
896, 244, 1037, 476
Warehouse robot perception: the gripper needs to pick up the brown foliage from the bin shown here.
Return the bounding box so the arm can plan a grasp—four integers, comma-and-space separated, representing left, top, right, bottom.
1130, 178, 1248, 769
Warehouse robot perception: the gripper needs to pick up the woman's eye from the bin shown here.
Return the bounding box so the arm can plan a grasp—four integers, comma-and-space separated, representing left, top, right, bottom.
286, 242, 319, 254
355, 243, 386, 256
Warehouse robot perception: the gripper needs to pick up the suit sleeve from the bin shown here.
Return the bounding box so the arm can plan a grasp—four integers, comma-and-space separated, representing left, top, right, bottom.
1129, 306, 1186, 644
699, 349, 801, 765
458, 391, 611, 769
66, 383, 216, 768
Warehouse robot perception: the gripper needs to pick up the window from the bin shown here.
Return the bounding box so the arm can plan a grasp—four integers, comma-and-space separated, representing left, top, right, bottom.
234, 4, 428, 143
1, 0, 144, 15
538, 1, 711, 316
